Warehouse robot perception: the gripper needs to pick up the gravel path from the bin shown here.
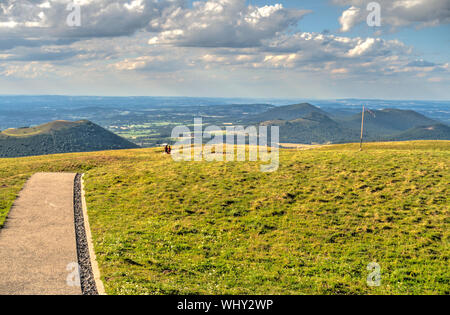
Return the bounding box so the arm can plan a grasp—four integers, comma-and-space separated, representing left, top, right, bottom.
73, 174, 99, 295
0, 172, 99, 295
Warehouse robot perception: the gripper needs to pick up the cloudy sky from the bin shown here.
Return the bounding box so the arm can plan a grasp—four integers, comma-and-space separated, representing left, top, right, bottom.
0, 0, 449, 99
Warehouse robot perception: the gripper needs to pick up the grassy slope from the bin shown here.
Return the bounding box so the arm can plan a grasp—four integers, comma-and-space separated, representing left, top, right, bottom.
0, 141, 448, 294
0, 120, 82, 137
0, 151, 129, 227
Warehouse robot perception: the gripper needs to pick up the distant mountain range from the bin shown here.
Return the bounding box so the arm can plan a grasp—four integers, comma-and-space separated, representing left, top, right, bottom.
0, 103, 448, 158
248, 103, 327, 122
249, 103, 450, 144
0, 120, 139, 158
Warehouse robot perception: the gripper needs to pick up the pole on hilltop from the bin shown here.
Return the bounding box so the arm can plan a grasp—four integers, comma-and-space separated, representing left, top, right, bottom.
360, 105, 365, 151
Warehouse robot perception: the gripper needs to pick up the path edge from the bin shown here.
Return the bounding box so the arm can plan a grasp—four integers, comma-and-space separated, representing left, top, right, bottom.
80, 174, 107, 295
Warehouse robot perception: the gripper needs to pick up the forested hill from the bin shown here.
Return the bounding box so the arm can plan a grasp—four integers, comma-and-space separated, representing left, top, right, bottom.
252, 104, 450, 144
0, 120, 139, 158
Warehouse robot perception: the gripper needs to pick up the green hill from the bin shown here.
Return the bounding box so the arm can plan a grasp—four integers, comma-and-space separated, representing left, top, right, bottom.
0, 141, 448, 294
388, 124, 450, 141
251, 105, 448, 144
341, 109, 438, 135
262, 111, 358, 144
248, 103, 328, 122
0, 120, 139, 158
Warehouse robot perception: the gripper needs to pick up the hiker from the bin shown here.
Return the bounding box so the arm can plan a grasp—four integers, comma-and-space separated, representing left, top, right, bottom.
164, 144, 168, 154
168, 145, 172, 154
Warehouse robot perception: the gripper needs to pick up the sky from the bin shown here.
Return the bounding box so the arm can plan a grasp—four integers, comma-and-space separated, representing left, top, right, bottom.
0, 0, 449, 99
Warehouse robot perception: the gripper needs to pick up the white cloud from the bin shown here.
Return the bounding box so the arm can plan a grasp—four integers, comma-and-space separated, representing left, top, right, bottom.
339, 6, 361, 32
347, 38, 376, 56
0, 0, 448, 98
124, 0, 145, 12
0, 0, 184, 43
0, 21, 19, 28
147, 0, 310, 48
335, 0, 450, 32
0, 0, 308, 50
0, 61, 63, 79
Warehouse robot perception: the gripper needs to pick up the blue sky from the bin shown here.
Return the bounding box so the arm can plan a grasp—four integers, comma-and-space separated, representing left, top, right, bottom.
0, 0, 448, 99
253, 0, 449, 64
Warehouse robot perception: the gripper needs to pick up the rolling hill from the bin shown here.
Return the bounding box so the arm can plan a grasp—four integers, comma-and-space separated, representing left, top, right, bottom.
261, 111, 358, 144
247, 103, 328, 122
252, 104, 449, 144
0, 120, 139, 158
388, 124, 450, 141
341, 109, 438, 135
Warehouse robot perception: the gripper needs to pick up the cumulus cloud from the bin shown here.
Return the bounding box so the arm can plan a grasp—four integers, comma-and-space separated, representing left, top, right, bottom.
0, 61, 68, 79
339, 6, 361, 32
147, 0, 310, 48
111, 53, 187, 72
262, 32, 410, 63
97, 29, 415, 78
0, 0, 183, 49
0, 0, 448, 97
0, 0, 308, 49
335, 0, 450, 32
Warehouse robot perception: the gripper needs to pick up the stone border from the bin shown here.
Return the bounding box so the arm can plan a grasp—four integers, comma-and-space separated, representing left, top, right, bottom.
80, 174, 106, 295
74, 173, 106, 295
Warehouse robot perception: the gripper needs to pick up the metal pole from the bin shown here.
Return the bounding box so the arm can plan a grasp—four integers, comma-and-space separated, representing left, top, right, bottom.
360, 105, 365, 151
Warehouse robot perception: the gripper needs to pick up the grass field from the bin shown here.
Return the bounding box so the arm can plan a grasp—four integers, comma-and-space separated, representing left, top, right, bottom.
0, 141, 448, 294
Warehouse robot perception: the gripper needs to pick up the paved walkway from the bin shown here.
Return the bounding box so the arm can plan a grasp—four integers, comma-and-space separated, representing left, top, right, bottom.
0, 173, 81, 295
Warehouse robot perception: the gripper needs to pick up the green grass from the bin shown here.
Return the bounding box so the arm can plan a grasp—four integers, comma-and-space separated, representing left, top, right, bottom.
0, 151, 130, 227
0, 120, 83, 138
0, 141, 449, 294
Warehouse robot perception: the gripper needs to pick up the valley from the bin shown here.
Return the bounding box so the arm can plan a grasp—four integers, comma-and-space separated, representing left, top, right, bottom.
0, 96, 449, 157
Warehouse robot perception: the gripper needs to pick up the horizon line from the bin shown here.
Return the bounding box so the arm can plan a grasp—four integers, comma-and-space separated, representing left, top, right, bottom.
0, 94, 449, 102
